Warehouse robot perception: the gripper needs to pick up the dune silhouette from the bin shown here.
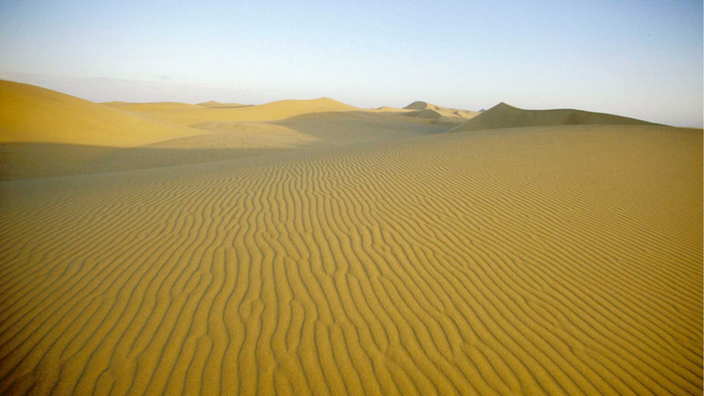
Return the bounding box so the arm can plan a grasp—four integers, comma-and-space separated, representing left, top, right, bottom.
0, 81, 203, 147
451, 102, 659, 132
402, 101, 479, 124
196, 101, 250, 108
104, 97, 359, 125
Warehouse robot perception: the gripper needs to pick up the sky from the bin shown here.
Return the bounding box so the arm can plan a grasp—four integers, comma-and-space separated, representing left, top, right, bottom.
0, 0, 702, 127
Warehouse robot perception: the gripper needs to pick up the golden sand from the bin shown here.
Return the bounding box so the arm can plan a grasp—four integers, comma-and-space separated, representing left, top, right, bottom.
0, 81, 203, 147
0, 82, 701, 395
451, 102, 657, 132
103, 97, 359, 125
402, 101, 480, 124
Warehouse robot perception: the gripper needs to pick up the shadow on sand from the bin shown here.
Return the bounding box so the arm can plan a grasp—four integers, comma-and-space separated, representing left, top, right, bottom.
0, 111, 453, 181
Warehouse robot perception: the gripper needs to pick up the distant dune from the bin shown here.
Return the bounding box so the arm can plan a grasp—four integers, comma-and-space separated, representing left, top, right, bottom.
402, 101, 479, 124
404, 100, 479, 117
451, 102, 659, 132
0, 83, 446, 180
104, 97, 359, 125
0, 80, 206, 179
196, 101, 250, 108
0, 81, 202, 147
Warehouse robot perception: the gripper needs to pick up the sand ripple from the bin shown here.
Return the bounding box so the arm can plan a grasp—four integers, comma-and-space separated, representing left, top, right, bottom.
0, 125, 701, 395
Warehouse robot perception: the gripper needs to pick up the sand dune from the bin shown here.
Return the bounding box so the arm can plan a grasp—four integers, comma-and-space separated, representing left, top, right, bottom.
0, 83, 701, 395
452, 102, 658, 132
87, 111, 447, 174
0, 81, 206, 180
374, 106, 412, 113
104, 97, 359, 125
0, 81, 203, 147
402, 102, 479, 124
1, 83, 448, 180
404, 101, 479, 120
404, 109, 470, 125
196, 101, 250, 108
0, 119, 701, 395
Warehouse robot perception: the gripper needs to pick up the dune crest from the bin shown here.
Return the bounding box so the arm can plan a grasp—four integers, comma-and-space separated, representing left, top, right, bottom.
0, 81, 203, 147
451, 102, 659, 132
196, 101, 250, 108
402, 101, 479, 124
0, 80, 209, 179
0, 83, 453, 180
104, 97, 359, 125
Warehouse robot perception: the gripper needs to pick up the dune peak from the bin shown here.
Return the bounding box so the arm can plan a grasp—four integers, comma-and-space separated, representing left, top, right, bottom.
451, 102, 659, 132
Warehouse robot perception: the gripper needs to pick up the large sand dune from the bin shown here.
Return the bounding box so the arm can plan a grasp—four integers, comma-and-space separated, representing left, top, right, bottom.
104, 97, 359, 125
0, 83, 446, 180
0, 81, 205, 180
403, 101, 479, 124
86, 111, 447, 175
0, 81, 202, 147
403, 101, 478, 118
196, 101, 250, 109
451, 102, 658, 132
0, 83, 701, 395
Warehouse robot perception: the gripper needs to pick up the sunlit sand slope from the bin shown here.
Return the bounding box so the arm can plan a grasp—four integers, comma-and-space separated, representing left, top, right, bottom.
451, 102, 658, 132
0, 81, 205, 180
104, 97, 358, 125
0, 81, 202, 147
1, 82, 446, 180
403, 101, 479, 124
196, 101, 250, 108
0, 125, 701, 395
87, 111, 447, 174
403, 101, 478, 117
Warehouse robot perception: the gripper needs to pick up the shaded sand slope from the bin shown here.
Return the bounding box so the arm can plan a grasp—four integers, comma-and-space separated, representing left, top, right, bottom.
0, 125, 701, 395
0, 81, 202, 147
451, 102, 658, 132
1, 82, 446, 180
403, 101, 477, 116
1, 110, 447, 179
104, 97, 358, 125
403, 101, 479, 124
196, 101, 250, 108
87, 111, 447, 174
406, 109, 468, 124
0, 81, 205, 180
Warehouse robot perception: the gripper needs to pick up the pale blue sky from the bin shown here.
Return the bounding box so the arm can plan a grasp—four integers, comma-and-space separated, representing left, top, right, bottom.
1, 0, 702, 127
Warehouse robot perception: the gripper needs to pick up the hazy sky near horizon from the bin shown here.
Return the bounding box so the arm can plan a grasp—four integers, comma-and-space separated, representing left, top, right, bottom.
0, 0, 702, 127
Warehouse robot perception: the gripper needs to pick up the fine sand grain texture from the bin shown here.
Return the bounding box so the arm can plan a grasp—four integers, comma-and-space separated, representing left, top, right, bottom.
0, 115, 701, 395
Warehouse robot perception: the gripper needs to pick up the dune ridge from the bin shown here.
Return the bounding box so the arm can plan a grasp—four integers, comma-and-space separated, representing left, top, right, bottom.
0, 123, 700, 395
0, 81, 203, 147
196, 101, 250, 108
403, 101, 479, 124
0, 80, 208, 180
451, 102, 659, 132
2, 83, 447, 180
104, 97, 359, 125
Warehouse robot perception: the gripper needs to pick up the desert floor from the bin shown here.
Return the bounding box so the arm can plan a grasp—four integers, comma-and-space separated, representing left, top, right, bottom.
0, 81, 702, 395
